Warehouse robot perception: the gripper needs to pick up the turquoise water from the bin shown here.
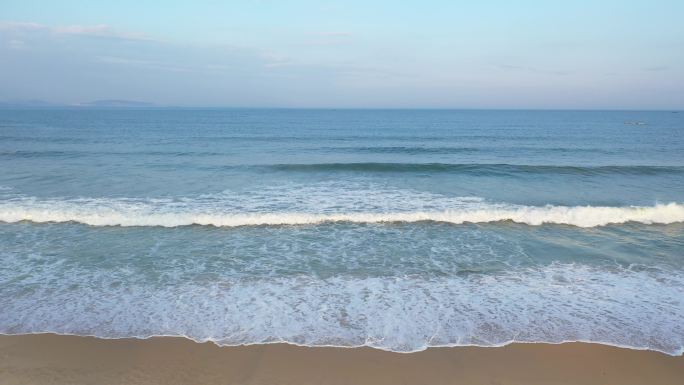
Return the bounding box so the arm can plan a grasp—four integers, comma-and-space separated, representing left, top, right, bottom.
1, 109, 683, 354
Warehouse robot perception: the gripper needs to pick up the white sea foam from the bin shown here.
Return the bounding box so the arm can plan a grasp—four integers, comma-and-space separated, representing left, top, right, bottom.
0, 196, 683, 228
0, 263, 682, 355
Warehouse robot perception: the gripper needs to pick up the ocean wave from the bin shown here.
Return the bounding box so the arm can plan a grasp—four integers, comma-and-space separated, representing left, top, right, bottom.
266, 163, 684, 175
0, 197, 682, 228
328, 146, 483, 155
1, 263, 682, 355
0, 149, 237, 158
326, 146, 617, 155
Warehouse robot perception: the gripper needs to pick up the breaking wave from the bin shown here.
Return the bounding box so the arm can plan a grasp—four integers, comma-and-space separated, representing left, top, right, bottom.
0, 197, 682, 228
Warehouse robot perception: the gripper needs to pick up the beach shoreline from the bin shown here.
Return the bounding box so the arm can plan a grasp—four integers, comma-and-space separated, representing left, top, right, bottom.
1, 334, 682, 385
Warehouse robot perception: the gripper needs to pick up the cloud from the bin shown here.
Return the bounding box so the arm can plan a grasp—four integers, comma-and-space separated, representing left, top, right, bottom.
7, 39, 25, 50
642, 65, 669, 72
0, 20, 152, 41
0, 22, 340, 106
0, 21, 43, 31
95, 56, 191, 72
493, 63, 572, 76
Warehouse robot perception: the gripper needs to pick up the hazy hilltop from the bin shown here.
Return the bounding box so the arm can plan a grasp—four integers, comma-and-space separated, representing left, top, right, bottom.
0, 99, 156, 108
76, 100, 156, 107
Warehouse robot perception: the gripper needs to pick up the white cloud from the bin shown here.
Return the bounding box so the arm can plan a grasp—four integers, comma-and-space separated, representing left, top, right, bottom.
0, 21, 43, 30
0, 20, 151, 41
7, 39, 26, 50
96, 55, 190, 72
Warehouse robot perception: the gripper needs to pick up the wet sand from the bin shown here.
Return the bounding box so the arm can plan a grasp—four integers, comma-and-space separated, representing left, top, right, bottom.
1, 334, 682, 385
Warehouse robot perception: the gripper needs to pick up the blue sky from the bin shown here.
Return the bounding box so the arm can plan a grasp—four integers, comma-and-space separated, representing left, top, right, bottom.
1, 1, 682, 108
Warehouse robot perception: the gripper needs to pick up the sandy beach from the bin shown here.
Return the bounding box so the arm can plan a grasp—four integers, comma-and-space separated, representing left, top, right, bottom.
0, 334, 682, 385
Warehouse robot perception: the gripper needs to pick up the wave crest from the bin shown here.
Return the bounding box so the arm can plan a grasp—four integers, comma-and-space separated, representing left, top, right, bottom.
1, 198, 682, 228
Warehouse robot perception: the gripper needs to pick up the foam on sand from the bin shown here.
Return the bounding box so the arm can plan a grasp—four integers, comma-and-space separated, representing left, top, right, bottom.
1, 263, 682, 355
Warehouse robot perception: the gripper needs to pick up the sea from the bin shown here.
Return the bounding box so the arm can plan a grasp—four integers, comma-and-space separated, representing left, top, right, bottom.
0, 108, 682, 355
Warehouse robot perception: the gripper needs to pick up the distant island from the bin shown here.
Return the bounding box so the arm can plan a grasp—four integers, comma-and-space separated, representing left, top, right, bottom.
0, 99, 156, 108
75, 100, 156, 107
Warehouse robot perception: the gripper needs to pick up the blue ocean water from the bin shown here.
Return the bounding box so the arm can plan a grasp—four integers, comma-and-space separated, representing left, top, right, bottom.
0, 109, 683, 354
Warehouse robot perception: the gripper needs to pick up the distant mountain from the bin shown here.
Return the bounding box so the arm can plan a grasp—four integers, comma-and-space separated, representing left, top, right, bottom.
0, 99, 158, 108
77, 100, 156, 107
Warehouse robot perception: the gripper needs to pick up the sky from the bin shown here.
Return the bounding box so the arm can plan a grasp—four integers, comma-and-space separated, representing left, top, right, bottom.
1, 1, 683, 109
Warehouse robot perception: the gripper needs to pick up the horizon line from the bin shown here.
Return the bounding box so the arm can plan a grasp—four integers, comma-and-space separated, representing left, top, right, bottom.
0, 106, 681, 112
